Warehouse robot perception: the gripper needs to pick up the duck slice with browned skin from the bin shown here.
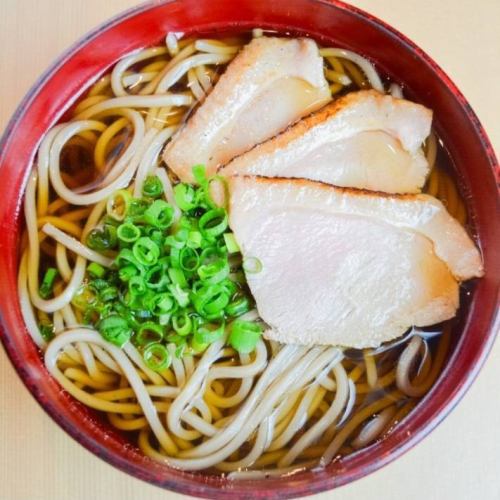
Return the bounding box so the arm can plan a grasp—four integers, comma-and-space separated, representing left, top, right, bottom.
228, 176, 483, 348
163, 37, 331, 183
220, 90, 432, 194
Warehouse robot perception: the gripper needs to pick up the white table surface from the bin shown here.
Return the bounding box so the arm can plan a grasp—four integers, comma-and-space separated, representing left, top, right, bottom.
0, 1, 498, 499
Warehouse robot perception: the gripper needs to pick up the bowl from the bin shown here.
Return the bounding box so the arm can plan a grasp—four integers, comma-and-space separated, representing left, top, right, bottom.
0, 0, 498, 498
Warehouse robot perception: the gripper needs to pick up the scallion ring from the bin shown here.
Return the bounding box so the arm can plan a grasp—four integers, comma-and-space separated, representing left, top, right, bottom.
145, 265, 170, 290
86, 224, 118, 251
174, 183, 197, 211
135, 322, 164, 346
128, 275, 147, 296
168, 267, 187, 287
228, 320, 263, 354
142, 175, 164, 198
199, 209, 228, 240
172, 311, 192, 336
117, 222, 141, 243
143, 343, 171, 371
132, 237, 160, 266
243, 256, 262, 274
153, 292, 177, 316
197, 258, 229, 284
98, 314, 132, 348
87, 262, 106, 278
143, 199, 174, 228
226, 296, 250, 317
179, 247, 200, 272
106, 189, 131, 221
194, 320, 225, 345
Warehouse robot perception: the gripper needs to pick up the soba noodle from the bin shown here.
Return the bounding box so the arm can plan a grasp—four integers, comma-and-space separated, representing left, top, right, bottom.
18, 30, 463, 476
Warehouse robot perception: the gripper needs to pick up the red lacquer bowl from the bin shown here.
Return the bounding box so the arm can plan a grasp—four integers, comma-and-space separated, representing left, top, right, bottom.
0, 1, 498, 498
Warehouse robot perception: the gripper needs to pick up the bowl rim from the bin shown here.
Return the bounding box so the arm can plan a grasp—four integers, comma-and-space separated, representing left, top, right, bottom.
0, 0, 499, 498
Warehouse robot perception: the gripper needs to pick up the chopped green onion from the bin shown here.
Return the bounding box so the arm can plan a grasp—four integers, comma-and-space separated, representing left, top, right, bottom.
203, 175, 228, 209
187, 231, 202, 249
168, 267, 187, 288
145, 265, 170, 290
192, 284, 230, 319
146, 228, 163, 248
168, 283, 190, 308
165, 232, 187, 250
128, 198, 150, 219
175, 342, 187, 358
216, 237, 229, 255
71, 286, 96, 311
226, 296, 250, 317
117, 222, 141, 243
39, 267, 58, 299
100, 286, 118, 302
135, 308, 153, 320
87, 262, 106, 278
220, 278, 238, 297
175, 226, 191, 241
98, 315, 132, 347
172, 311, 192, 336
228, 320, 263, 354
157, 255, 171, 268
118, 264, 140, 282
179, 247, 200, 272
90, 278, 108, 291
115, 248, 144, 272
165, 333, 185, 345
144, 200, 174, 228
191, 335, 208, 353
143, 343, 171, 371
39, 323, 55, 342
128, 275, 147, 296
199, 209, 228, 240
192, 164, 207, 186
169, 246, 181, 269
195, 188, 208, 208
142, 175, 164, 198
174, 183, 197, 211
199, 246, 221, 264
139, 291, 154, 311
132, 237, 160, 266
112, 303, 140, 330
153, 292, 177, 316
158, 315, 171, 326
123, 291, 142, 309
135, 322, 164, 346
86, 225, 117, 251
223, 233, 240, 254
194, 320, 225, 345
102, 215, 121, 227
106, 189, 131, 221
197, 258, 229, 284
74, 167, 258, 363
243, 256, 262, 274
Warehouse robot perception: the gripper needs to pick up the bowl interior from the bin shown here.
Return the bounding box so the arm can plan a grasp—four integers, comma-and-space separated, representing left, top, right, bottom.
0, 0, 498, 498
